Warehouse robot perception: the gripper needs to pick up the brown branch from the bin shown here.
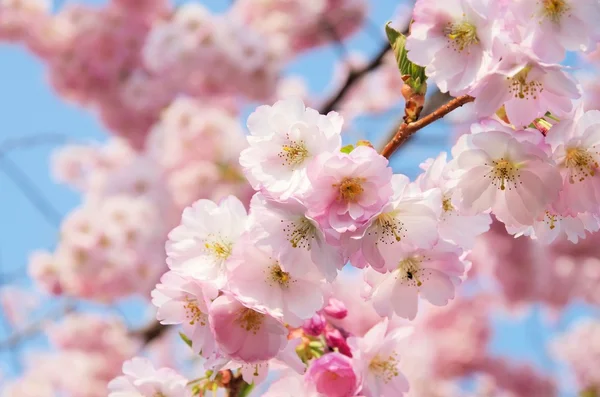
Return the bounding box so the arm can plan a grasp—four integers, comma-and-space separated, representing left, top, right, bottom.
319, 42, 392, 114
380, 95, 474, 159
131, 321, 170, 344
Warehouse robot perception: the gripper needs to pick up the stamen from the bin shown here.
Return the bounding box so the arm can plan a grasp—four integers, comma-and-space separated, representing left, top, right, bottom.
544, 210, 559, 230
278, 139, 309, 168
335, 177, 365, 202
374, 212, 406, 243
442, 197, 455, 213
282, 217, 316, 249
267, 264, 292, 288
484, 158, 521, 191
507, 65, 543, 101
397, 257, 423, 287
236, 308, 263, 334
204, 237, 233, 260
443, 20, 479, 52
369, 352, 400, 383
540, 0, 570, 23
184, 297, 207, 326
564, 147, 599, 183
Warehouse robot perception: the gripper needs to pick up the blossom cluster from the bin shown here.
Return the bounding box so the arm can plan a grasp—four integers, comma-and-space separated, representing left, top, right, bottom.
3, 0, 600, 396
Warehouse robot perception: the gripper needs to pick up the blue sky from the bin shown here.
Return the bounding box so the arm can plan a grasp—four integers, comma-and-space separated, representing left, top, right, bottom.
0, 0, 597, 394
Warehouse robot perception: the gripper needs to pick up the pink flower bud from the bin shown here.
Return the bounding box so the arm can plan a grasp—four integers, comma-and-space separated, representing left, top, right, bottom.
305, 352, 359, 397
325, 327, 352, 357
303, 313, 326, 336
323, 298, 348, 319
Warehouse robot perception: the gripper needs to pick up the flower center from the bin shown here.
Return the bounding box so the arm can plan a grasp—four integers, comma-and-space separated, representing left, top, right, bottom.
267, 264, 292, 288
369, 352, 400, 383
543, 210, 559, 230
204, 239, 232, 260
443, 21, 479, 52
184, 297, 207, 326
397, 256, 423, 287
375, 212, 405, 243
564, 147, 599, 183
336, 177, 365, 202
279, 141, 309, 168
236, 308, 263, 334
283, 217, 316, 249
540, 0, 570, 23
486, 158, 520, 191
508, 65, 543, 101
442, 196, 455, 213
153, 392, 166, 397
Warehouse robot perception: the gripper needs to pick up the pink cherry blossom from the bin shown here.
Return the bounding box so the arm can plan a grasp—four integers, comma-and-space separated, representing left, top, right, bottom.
348, 318, 412, 397
240, 97, 343, 200
226, 236, 325, 327
151, 271, 216, 356
306, 352, 361, 397
108, 357, 192, 397
416, 153, 492, 248
506, 208, 600, 244
365, 241, 468, 320
208, 294, 289, 363
305, 146, 393, 234
546, 108, 600, 215
263, 373, 321, 397
166, 196, 248, 291
406, 0, 497, 95
471, 46, 580, 128
249, 192, 343, 281
354, 174, 440, 271
451, 124, 562, 227
553, 318, 600, 391
509, 0, 600, 62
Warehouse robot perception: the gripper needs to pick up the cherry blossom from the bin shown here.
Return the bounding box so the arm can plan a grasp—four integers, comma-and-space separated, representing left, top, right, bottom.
416, 153, 492, 248
471, 46, 580, 128
451, 124, 562, 227
151, 271, 216, 356
406, 0, 497, 95
249, 192, 343, 281
546, 108, 600, 215
509, 0, 600, 62
353, 174, 440, 271
364, 241, 468, 320
108, 357, 192, 397
348, 318, 412, 397
240, 97, 343, 200
208, 294, 289, 363
166, 196, 248, 292
305, 352, 361, 397
305, 146, 393, 235
226, 236, 326, 326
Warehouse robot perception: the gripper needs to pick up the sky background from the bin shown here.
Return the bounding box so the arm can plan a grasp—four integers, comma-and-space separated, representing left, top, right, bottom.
0, 0, 598, 395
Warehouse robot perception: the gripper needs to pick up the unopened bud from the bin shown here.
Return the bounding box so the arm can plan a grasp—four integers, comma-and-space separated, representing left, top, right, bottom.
323, 298, 348, 319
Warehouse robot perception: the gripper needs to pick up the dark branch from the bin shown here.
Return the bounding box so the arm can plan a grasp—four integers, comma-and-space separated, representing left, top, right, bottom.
319, 42, 392, 114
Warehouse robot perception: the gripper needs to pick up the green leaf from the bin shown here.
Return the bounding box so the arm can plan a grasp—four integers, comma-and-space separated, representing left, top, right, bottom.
385, 22, 427, 94
340, 144, 354, 154
238, 383, 255, 397
179, 332, 192, 348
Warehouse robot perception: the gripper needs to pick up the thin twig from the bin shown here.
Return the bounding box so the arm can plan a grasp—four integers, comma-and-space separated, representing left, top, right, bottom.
319, 42, 392, 114
0, 302, 75, 350
380, 95, 474, 159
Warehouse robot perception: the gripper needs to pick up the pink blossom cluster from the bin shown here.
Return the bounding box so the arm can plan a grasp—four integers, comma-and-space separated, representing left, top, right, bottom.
231, 0, 367, 56
4, 0, 600, 395
2, 314, 137, 397
553, 318, 600, 392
